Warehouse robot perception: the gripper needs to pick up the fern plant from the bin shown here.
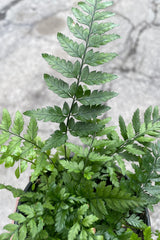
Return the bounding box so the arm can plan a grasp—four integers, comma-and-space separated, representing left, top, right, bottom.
0, 0, 160, 239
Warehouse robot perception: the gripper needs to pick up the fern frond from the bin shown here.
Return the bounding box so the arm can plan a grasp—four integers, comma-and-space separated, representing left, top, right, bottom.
42, 54, 80, 78
89, 34, 120, 48
76, 105, 110, 120
144, 106, 152, 129
81, 66, 117, 85
44, 74, 71, 98
72, 7, 91, 26
57, 33, 85, 58
94, 10, 115, 21
24, 106, 66, 123
119, 115, 128, 140
125, 214, 147, 230
25, 117, 38, 141
0, 109, 11, 130
92, 22, 118, 34
11, 111, 24, 135
132, 108, 141, 134
78, 90, 117, 106
95, 183, 145, 212
67, 17, 89, 41
84, 50, 117, 66
42, 130, 68, 151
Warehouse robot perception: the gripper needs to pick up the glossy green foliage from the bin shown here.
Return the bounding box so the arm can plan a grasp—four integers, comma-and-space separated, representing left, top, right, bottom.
1, 0, 160, 240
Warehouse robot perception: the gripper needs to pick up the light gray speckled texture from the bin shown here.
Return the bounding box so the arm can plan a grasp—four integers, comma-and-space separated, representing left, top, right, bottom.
0, 0, 160, 234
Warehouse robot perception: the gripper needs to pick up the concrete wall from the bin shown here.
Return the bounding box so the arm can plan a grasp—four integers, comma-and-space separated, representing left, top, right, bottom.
0, 0, 160, 233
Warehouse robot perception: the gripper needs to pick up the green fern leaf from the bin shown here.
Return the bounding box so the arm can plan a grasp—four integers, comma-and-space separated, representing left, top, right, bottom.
67, 17, 89, 41
119, 115, 128, 140
18, 205, 34, 218
0, 132, 10, 145
89, 34, 120, 48
78, 90, 117, 106
68, 222, 80, 240
126, 214, 146, 230
136, 136, 155, 143
125, 144, 145, 156
0, 109, 11, 130
84, 50, 117, 66
0, 232, 12, 240
55, 209, 68, 232
24, 106, 66, 123
96, 1, 113, 10
44, 74, 70, 98
132, 108, 141, 134
3, 224, 18, 232
11, 111, 24, 135
72, 7, 91, 26
26, 117, 38, 141
78, 1, 94, 15
77, 105, 110, 120
94, 11, 115, 21
81, 66, 117, 85
42, 130, 67, 151
152, 106, 159, 122
3, 136, 21, 158
77, 204, 89, 216
71, 121, 103, 137
144, 185, 160, 196
127, 123, 135, 139
42, 54, 80, 78
66, 143, 88, 157
144, 106, 152, 128
80, 229, 88, 240
57, 33, 85, 58
60, 160, 84, 173
19, 225, 27, 240
27, 219, 37, 238
89, 152, 112, 162
143, 227, 152, 240
82, 214, 98, 227
0, 184, 23, 197
92, 22, 118, 35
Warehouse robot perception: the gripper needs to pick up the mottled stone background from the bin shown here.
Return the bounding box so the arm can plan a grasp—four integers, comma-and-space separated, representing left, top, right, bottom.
0, 0, 160, 234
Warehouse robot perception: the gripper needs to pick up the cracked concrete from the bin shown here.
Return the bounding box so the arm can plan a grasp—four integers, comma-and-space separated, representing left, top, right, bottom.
0, 0, 160, 234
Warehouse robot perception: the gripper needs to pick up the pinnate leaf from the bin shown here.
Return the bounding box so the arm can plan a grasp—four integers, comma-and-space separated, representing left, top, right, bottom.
89, 34, 120, 48
9, 212, 26, 224
11, 111, 24, 135
82, 214, 98, 227
72, 7, 91, 26
44, 74, 70, 98
85, 50, 117, 66
97, 1, 113, 10
81, 66, 117, 85
77, 105, 110, 120
68, 222, 80, 240
57, 33, 85, 58
42, 54, 80, 78
144, 106, 152, 128
92, 22, 118, 35
0, 109, 11, 130
67, 17, 89, 41
78, 90, 117, 106
42, 130, 68, 151
94, 11, 115, 21
26, 117, 38, 140
132, 108, 140, 134
78, 1, 94, 15
119, 115, 128, 140
24, 106, 66, 123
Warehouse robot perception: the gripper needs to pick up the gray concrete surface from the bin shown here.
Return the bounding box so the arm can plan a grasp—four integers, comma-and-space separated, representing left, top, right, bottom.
0, 0, 160, 234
